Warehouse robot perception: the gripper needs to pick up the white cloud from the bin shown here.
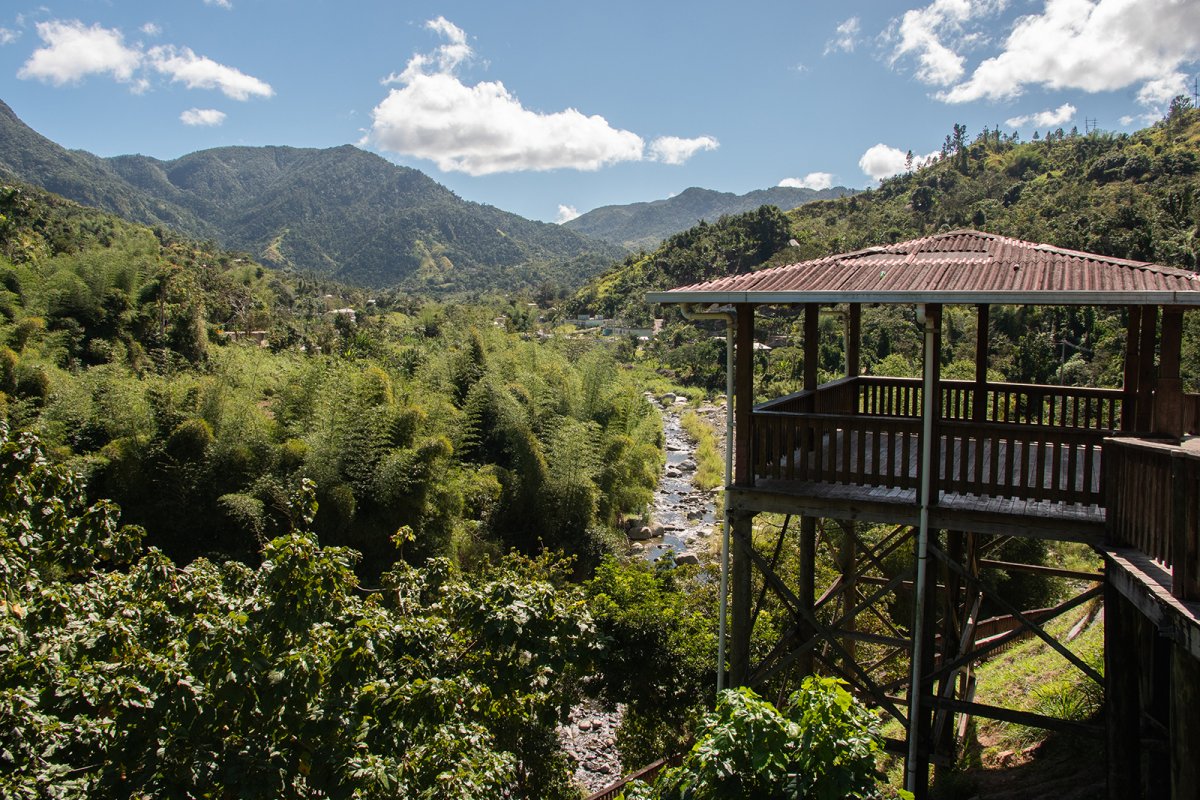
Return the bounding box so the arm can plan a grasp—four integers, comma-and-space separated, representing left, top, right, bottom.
859, 144, 939, 181
824, 17, 861, 55
141, 23, 161, 37
19, 20, 142, 85
779, 172, 834, 190
649, 135, 718, 165
940, 0, 1200, 106
366, 18, 712, 175
18, 18, 272, 102
0, 28, 18, 46
180, 107, 226, 126
204, 0, 233, 9
556, 204, 581, 224
149, 45, 273, 100
887, 0, 1008, 86
1004, 102, 1076, 128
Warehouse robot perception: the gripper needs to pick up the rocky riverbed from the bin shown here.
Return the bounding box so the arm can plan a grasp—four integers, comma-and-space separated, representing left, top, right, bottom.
628, 395, 723, 565
563, 396, 725, 795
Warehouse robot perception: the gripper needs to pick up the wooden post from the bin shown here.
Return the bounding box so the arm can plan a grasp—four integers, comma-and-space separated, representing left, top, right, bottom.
1171, 453, 1200, 601
847, 303, 862, 379
798, 516, 817, 678
927, 305, 943, 506
1157, 307, 1185, 438
1105, 581, 1141, 799
911, 529, 939, 800
734, 305, 755, 485
730, 304, 756, 687
804, 303, 820, 399
1172, 643, 1200, 800
730, 511, 754, 687
973, 304, 989, 422
1137, 305, 1158, 432
1122, 306, 1142, 431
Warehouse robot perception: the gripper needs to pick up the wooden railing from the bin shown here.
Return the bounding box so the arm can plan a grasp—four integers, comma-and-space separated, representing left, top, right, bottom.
584, 755, 683, 800
757, 377, 1123, 431
751, 412, 1106, 505
1105, 437, 1200, 600
939, 421, 1105, 505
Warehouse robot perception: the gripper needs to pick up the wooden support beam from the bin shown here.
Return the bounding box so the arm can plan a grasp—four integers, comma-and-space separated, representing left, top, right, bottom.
847, 303, 862, 379
729, 511, 754, 687
1137, 305, 1158, 432
734, 304, 755, 486
804, 303, 820, 394
1157, 306, 1185, 438
1123, 305, 1142, 432
930, 696, 1104, 739
1106, 581, 1141, 799
798, 516, 817, 678
1172, 642, 1200, 800
974, 304, 989, 422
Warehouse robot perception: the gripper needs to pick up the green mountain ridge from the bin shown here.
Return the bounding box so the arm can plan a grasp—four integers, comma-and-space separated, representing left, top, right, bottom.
572, 107, 1200, 322
563, 184, 854, 250
0, 99, 625, 293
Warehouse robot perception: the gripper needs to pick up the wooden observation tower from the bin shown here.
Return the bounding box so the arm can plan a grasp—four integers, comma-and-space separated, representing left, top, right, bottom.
648, 230, 1200, 799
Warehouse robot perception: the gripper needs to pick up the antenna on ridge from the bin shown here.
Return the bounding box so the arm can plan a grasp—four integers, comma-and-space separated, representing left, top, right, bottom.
1085, 118, 1097, 133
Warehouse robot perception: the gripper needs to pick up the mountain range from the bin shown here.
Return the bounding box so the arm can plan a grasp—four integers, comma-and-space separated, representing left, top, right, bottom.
0, 98, 849, 293
0, 99, 623, 292
563, 184, 854, 250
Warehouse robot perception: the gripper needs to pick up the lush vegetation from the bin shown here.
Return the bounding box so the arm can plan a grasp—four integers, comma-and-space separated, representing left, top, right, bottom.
0, 181, 663, 577
3, 98, 1195, 798
622, 681, 903, 800
0, 424, 595, 798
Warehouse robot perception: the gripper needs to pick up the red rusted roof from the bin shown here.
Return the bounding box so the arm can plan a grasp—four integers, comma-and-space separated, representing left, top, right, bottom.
646, 230, 1200, 306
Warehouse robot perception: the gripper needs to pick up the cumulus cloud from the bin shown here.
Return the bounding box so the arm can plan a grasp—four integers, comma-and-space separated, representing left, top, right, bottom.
824, 17, 861, 55
205, 0, 233, 8
887, 0, 1011, 86
149, 45, 273, 99
649, 135, 719, 165
556, 205, 581, 224
1004, 102, 1076, 128
366, 18, 715, 175
18, 18, 272, 102
779, 172, 834, 190
859, 144, 939, 181
940, 0, 1200, 106
141, 23, 161, 37
180, 107, 226, 126
0, 28, 18, 46
18, 20, 142, 85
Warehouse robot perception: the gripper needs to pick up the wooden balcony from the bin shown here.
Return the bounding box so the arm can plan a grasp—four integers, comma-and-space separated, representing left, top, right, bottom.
732, 376, 1122, 541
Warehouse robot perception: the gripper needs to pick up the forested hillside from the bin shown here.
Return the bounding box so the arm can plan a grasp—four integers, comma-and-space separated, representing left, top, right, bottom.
572, 103, 1200, 397
0, 100, 624, 293
575, 104, 1200, 320
563, 185, 853, 251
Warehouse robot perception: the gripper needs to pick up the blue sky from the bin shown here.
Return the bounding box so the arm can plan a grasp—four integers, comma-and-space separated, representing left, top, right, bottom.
1, 0, 1198, 223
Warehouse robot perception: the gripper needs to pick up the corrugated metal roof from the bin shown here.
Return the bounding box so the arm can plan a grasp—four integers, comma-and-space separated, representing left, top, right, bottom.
646, 230, 1200, 306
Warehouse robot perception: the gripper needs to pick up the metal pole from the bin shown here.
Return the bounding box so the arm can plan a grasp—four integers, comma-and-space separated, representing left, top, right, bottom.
680, 303, 735, 694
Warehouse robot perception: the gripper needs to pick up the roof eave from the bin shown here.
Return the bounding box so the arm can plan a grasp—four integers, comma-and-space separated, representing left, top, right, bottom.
645, 290, 1200, 306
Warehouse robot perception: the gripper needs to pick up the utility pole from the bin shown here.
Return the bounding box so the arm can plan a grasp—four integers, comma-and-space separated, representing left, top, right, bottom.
1085, 118, 1097, 133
